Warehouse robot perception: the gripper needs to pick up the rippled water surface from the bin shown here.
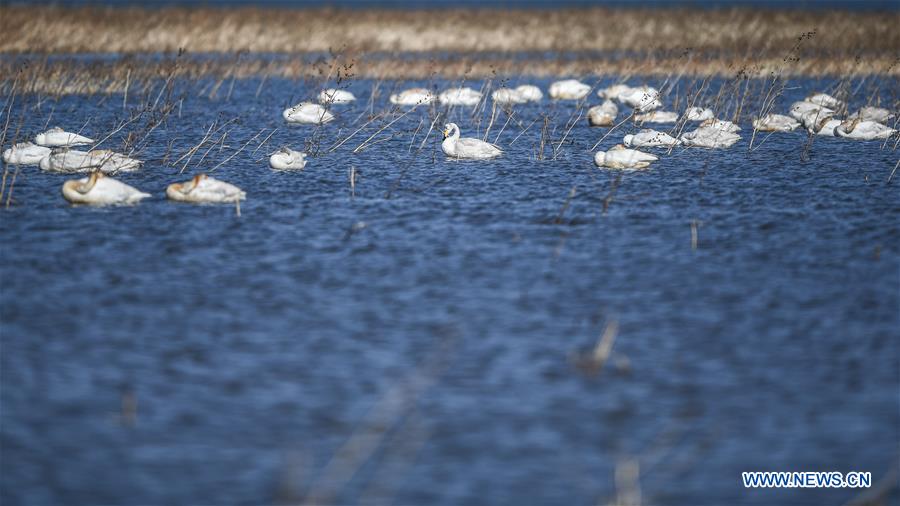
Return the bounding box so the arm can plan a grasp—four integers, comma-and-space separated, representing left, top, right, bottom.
1, 75, 898, 506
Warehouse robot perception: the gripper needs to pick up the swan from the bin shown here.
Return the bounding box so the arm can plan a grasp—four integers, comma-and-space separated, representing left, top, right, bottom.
849, 106, 894, 123
806, 93, 843, 109
318, 89, 356, 105
834, 119, 897, 140
799, 110, 842, 136
684, 107, 714, 122
623, 129, 681, 148
514, 85, 543, 102
594, 145, 658, 169
166, 174, 246, 203
752, 114, 800, 132
700, 118, 741, 133
40, 149, 141, 173
61, 172, 150, 205
617, 86, 661, 112
439, 87, 482, 106
269, 147, 308, 170
390, 88, 435, 106
34, 127, 93, 147
587, 100, 618, 126
283, 102, 334, 124
634, 111, 679, 124
681, 127, 741, 148
2, 142, 51, 165
549, 79, 591, 100
790, 101, 833, 120
441, 123, 502, 160
492, 88, 528, 105
597, 84, 633, 100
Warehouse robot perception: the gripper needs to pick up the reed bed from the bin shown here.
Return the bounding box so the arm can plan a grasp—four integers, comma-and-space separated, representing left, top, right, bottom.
2, 6, 898, 55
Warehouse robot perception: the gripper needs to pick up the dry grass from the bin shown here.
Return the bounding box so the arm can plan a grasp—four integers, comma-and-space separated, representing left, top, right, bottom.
1, 5, 898, 55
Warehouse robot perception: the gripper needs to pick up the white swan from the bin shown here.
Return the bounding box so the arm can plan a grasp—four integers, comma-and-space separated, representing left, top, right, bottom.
849, 106, 894, 123
834, 119, 897, 140
597, 84, 633, 100
318, 89, 356, 105
752, 114, 800, 132
549, 79, 591, 100
2, 142, 51, 165
61, 172, 150, 205
790, 101, 833, 120
166, 174, 246, 203
492, 88, 528, 105
623, 129, 681, 148
700, 118, 741, 133
634, 111, 679, 124
587, 100, 618, 127
799, 110, 842, 136
594, 145, 658, 169
617, 86, 661, 112
390, 88, 435, 106
439, 87, 482, 106
40, 149, 141, 173
681, 127, 741, 148
684, 107, 714, 122
269, 147, 308, 170
34, 127, 93, 147
514, 85, 543, 102
283, 102, 334, 124
441, 123, 502, 160
806, 93, 843, 109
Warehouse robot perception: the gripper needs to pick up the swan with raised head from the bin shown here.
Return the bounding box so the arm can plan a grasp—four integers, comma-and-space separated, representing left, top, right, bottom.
441, 123, 502, 160
623, 129, 681, 148
269, 147, 307, 170
594, 145, 658, 169
439, 87, 482, 106
318, 89, 356, 105
549, 79, 591, 100
61, 172, 150, 205
681, 127, 741, 148
849, 106, 894, 123
2, 142, 51, 165
700, 118, 741, 133
752, 114, 800, 132
618, 86, 661, 112
684, 107, 715, 122
834, 119, 897, 140
806, 93, 843, 109
34, 127, 93, 147
587, 100, 618, 127
514, 85, 543, 102
390, 88, 435, 106
634, 111, 679, 124
790, 101, 833, 120
166, 174, 246, 203
283, 102, 334, 124
597, 84, 633, 100
40, 149, 141, 173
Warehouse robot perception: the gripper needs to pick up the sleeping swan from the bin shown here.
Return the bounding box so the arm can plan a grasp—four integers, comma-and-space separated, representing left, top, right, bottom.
623, 129, 681, 148
441, 123, 502, 160
587, 100, 619, 126
283, 102, 335, 124
166, 174, 246, 203
269, 147, 308, 170
549, 79, 591, 100
752, 114, 800, 132
61, 172, 150, 205
834, 119, 897, 140
40, 149, 141, 173
594, 145, 658, 169
439, 87, 482, 106
390, 88, 435, 106
2, 142, 51, 165
35, 127, 94, 147
318, 89, 356, 104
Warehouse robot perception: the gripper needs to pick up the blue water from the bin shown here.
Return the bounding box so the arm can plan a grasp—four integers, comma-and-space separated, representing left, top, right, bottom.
1, 74, 898, 505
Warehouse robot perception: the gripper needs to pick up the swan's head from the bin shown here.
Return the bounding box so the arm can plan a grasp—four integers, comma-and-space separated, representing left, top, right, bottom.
442, 123, 459, 139
593, 151, 606, 166
63, 171, 103, 195
623, 134, 634, 146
